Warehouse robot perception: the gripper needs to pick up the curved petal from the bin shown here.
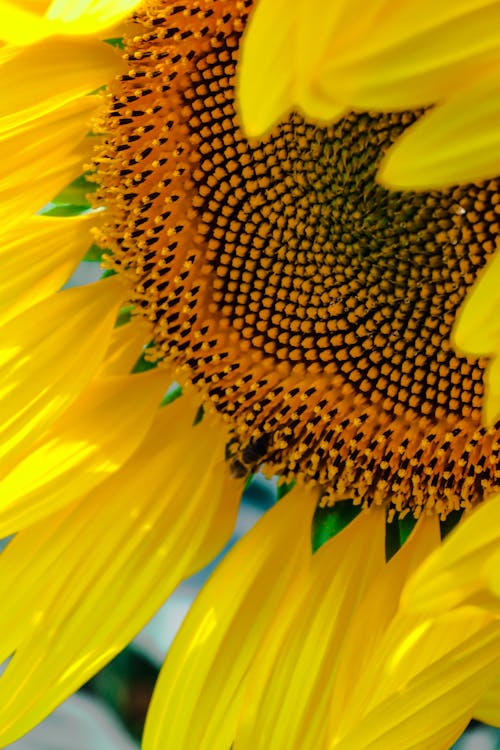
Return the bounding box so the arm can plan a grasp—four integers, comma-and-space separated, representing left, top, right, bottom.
0, 97, 98, 224
142, 486, 317, 750
453, 248, 500, 357
234, 510, 494, 750
234, 510, 387, 750
0, 139, 92, 227
0, 214, 95, 325
0, 37, 122, 134
475, 676, 500, 727
0, 397, 241, 746
402, 493, 500, 615
318, 1, 500, 111
0, 276, 124, 474
237, 0, 296, 137
239, 0, 500, 132
0, 367, 169, 536
238, 0, 359, 135
0, 0, 141, 45
483, 355, 500, 428
331, 607, 500, 750
236, 512, 440, 750
0, 96, 99, 195
380, 73, 500, 189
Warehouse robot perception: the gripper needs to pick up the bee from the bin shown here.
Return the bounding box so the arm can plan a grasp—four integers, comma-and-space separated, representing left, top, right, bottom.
229, 435, 270, 479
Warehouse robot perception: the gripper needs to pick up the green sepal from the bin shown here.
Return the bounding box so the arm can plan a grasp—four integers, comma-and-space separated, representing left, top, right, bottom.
312, 500, 361, 553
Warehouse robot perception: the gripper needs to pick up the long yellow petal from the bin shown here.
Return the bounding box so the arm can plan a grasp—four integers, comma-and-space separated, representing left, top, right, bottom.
0, 139, 92, 227
142, 486, 317, 750
331, 607, 500, 750
475, 676, 500, 727
0, 276, 124, 474
0, 95, 98, 191
0, 37, 122, 134
453, 248, 500, 357
380, 73, 500, 189
0, 368, 168, 536
0, 214, 95, 325
234, 516, 440, 750
483, 355, 500, 427
98, 317, 150, 375
234, 510, 385, 750
238, 0, 387, 135
318, 1, 500, 111
239, 0, 500, 133
402, 494, 500, 615
326, 517, 441, 741
237, 0, 296, 137
0, 397, 241, 746
0, 98, 98, 224
234, 511, 495, 750
0, 0, 140, 45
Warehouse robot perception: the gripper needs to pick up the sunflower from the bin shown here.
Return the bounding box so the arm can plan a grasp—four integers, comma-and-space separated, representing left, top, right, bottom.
1, 0, 500, 748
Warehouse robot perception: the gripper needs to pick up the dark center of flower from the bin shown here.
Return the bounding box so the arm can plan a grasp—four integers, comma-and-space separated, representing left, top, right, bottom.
94, 0, 500, 518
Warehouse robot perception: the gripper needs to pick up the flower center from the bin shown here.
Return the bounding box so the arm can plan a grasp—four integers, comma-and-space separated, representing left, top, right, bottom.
94, 0, 500, 518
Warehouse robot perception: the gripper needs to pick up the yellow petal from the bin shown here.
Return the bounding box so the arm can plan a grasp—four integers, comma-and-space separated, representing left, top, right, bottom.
293, 0, 380, 124
0, 97, 98, 223
0, 397, 241, 746
0, 139, 92, 227
239, 0, 500, 132
326, 516, 441, 740
142, 486, 317, 750
238, 0, 383, 135
234, 510, 493, 750
45, 0, 140, 26
236, 512, 439, 750
483, 355, 500, 427
98, 317, 150, 376
0, 95, 98, 193
331, 607, 500, 750
452, 246, 500, 427
453, 247, 500, 357
0, 368, 168, 536
0, 37, 122, 134
380, 73, 500, 190
0, 276, 124, 474
0, 0, 141, 44
0, 214, 94, 325
402, 494, 500, 615
237, 0, 295, 137
475, 676, 500, 727
234, 509, 387, 750
318, 1, 500, 112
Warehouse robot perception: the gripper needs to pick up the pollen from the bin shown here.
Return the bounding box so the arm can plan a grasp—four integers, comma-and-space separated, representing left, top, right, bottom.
94, 0, 500, 518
